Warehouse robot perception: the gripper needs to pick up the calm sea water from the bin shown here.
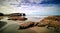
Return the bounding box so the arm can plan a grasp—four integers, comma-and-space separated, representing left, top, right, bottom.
26, 16, 48, 22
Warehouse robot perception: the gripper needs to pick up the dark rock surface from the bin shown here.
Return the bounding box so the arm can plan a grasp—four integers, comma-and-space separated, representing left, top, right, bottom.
0, 13, 4, 16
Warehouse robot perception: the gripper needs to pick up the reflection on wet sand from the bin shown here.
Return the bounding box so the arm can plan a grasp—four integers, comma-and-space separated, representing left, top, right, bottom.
0, 21, 7, 28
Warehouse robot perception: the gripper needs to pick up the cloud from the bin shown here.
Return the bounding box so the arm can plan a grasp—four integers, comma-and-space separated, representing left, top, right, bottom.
21, 0, 60, 4
17, 0, 60, 7
0, 0, 60, 16
0, 0, 60, 7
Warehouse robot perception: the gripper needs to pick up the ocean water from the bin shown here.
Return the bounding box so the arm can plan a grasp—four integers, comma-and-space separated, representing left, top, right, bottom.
26, 16, 48, 22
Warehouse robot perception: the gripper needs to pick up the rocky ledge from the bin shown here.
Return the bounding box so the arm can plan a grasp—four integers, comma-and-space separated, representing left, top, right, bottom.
18, 21, 38, 29
37, 16, 60, 31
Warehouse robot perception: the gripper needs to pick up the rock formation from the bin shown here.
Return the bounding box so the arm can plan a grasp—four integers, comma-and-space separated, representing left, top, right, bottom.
8, 13, 27, 21
18, 21, 38, 29
37, 16, 60, 31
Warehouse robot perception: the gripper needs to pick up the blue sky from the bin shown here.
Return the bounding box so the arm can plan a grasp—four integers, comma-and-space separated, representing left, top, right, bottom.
40, 0, 60, 4
16, 0, 60, 7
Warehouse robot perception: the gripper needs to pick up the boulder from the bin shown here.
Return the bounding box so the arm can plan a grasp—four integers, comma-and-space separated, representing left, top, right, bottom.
18, 21, 35, 29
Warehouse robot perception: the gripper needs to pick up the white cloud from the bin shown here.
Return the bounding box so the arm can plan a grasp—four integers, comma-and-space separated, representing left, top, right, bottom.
0, 0, 60, 16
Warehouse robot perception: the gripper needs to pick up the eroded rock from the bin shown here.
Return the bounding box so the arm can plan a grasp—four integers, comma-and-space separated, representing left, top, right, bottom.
18, 21, 38, 29
8, 16, 27, 21
37, 16, 60, 31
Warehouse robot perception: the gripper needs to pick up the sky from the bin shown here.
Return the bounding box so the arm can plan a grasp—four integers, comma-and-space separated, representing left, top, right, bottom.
0, 0, 60, 16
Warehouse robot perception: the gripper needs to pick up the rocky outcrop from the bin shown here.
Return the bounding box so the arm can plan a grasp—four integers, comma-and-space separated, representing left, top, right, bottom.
37, 16, 60, 31
0, 13, 4, 20
8, 16, 27, 21
0, 13, 4, 16
18, 21, 38, 29
38, 16, 60, 25
8, 13, 27, 21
